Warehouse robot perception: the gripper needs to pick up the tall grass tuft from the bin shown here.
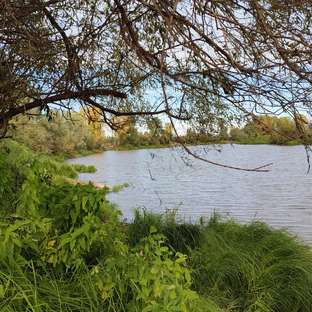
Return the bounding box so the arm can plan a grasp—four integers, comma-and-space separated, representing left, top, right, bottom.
126, 208, 203, 254
189, 213, 312, 311
71, 163, 97, 173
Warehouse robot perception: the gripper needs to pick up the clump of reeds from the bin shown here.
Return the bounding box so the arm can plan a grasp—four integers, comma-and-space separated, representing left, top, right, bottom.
127, 208, 205, 254
71, 163, 97, 173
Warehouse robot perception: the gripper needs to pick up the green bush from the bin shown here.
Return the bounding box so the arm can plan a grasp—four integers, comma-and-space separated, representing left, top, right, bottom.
237, 135, 270, 144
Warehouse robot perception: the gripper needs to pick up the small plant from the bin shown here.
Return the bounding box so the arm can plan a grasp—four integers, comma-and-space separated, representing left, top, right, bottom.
127, 208, 203, 254
111, 182, 130, 193
91, 226, 199, 311
71, 163, 97, 173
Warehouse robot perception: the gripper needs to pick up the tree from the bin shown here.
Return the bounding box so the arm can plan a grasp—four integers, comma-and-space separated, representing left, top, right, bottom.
80, 107, 106, 137
1, 0, 312, 170
11, 108, 106, 155
164, 122, 173, 143
230, 127, 247, 142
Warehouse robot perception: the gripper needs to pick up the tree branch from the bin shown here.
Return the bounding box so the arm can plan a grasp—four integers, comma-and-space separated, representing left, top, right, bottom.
1, 89, 127, 122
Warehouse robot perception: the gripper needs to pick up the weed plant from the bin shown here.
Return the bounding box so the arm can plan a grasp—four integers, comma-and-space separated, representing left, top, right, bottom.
71, 163, 97, 173
127, 208, 203, 254
111, 182, 130, 193
126, 210, 312, 311
0, 140, 78, 181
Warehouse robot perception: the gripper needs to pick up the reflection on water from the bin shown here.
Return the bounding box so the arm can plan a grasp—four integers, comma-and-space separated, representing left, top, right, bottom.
65, 145, 312, 244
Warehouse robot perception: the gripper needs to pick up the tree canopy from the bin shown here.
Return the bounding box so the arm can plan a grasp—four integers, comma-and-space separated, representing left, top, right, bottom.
1, 0, 312, 169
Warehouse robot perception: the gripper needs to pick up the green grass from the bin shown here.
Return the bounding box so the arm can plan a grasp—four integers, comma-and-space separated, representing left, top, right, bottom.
2, 142, 312, 311
1, 209, 312, 311
110, 182, 130, 193
0, 139, 78, 181
126, 210, 312, 312
51, 148, 104, 161
237, 135, 270, 145
71, 163, 97, 173
126, 208, 203, 254
286, 140, 302, 146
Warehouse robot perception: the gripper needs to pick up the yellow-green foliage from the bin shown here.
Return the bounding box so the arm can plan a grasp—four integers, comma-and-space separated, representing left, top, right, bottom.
10, 109, 105, 156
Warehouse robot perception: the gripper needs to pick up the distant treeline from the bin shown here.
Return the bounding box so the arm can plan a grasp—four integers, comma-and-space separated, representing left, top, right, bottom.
10, 111, 312, 157
108, 115, 312, 147
232, 114, 312, 144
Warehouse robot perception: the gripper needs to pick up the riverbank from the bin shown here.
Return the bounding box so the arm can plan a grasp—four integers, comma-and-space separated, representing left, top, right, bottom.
1, 139, 312, 311
51, 136, 304, 162
102, 137, 302, 153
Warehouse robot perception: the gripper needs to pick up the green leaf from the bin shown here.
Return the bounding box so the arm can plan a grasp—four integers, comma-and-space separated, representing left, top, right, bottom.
170, 290, 177, 299
185, 270, 191, 283
82, 196, 89, 212
0, 284, 4, 299
150, 225, 157, 233
176, 257, 187, 264
78, 235, 86, 250
103, 283, 115, 291
139, 277, 148, 286
151, 266, 160, 274
58, 237, 71, 249
106, 258, 116, 270
11, 236, 22, 247
116, 253, 125, 267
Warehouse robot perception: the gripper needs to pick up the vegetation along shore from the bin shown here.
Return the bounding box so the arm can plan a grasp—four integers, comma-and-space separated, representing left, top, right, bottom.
1, 139, 312, 311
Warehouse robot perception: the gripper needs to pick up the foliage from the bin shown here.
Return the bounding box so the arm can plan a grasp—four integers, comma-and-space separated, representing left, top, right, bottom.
189, 214, 312, 312
126, 210, 312, 312
0, 144, 202, 311
236, 135, 271, 145
110, 182, 130, 193
2, 139, 312, 310
90, 228, 199, 311
71, 163, 97, 173
10, 109, 105, 157
2, 0, 312, 155
80, 106, 106, 137
0, 139, 78, 185
127, 209, 204, 255
234, 114, 312, 145
229, 128, 247, 142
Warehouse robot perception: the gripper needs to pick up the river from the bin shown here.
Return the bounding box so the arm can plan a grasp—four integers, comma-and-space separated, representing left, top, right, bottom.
65, 144, 312, 244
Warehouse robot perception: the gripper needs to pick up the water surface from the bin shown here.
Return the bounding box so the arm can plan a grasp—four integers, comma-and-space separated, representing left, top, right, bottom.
65, 145, 312, 244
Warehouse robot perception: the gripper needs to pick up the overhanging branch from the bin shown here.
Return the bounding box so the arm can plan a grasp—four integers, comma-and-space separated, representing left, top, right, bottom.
1, 89, 127, 123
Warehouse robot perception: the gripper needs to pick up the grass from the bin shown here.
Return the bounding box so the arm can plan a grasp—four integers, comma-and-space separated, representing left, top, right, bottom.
189, 214, 312, 311
286, 140, 302, 146
1, 209, 312, 311
110, 182, 130, 192
126, 209, 312, 312
71, 163, 97, 173
2, 141, 312, 311
237, 135, 270, 145
126, 208, 203, 254
51, 148, 104, 161
0, 139, 78, 181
